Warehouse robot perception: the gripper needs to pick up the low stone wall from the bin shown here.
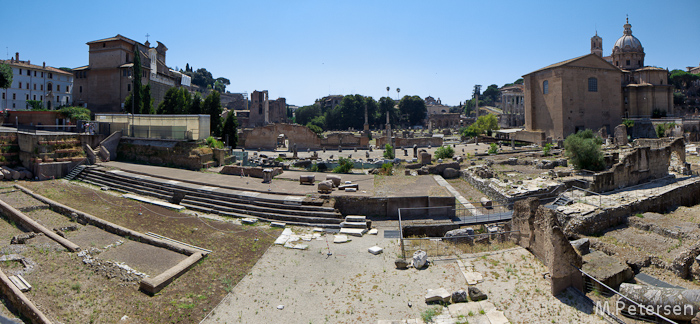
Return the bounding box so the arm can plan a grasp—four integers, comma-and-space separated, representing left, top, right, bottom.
220, 166, 283, 179
511, 130, 546, 145
140, 252, 204, 295
460, 170, 511, 206
564, 177, 700, 236
334, 196, 455, 218
0, 196, 79, 252
0, 269, 52, 324
117, 138, 213, 170
15, 185, 200, 256
375, 136, 443, 148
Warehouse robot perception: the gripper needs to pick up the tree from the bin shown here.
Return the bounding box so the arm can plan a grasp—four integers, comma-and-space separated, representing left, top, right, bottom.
308, 116, 325, 129
295, 105, 322, 126
157, 87, 192, 115
26, 100, 44, 110
398, 95, 426, 126
564, 129, 605, 171
214, 77, 230, 93
141, 84, 154, 114
462, 113, 499, 137
222, 111, 239, 148
673, 92, 686, 105
333, 157, 354, 173
132, 46, 143, 115
191, 68, 214, 89
669, 70, 699, 90
203, 91, 223, 137
481, 84, 500, 106
59, 106, 91, 122
190, 92, 203, 115
185, 63, 190, 73
434, 145, 454, 159
383, 144, 394, 159
0, 64, 12, 89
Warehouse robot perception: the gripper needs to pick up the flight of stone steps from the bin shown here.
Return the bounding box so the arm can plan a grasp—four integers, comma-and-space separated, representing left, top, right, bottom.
71, 167, 345, 228
339, 215, 373, 236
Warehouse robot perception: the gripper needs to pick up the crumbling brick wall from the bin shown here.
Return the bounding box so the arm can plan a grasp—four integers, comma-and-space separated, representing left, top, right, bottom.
511, 198, 583, 296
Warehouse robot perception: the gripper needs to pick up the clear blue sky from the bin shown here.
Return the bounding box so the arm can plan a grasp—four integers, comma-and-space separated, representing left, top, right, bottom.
3, 0, 699, 106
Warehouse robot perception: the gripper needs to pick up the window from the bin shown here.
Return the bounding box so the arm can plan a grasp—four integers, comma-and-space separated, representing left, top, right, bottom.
127, 84, 131, 92
588, 78, 598, 92
626, 60, 630, 66
41, 72, 43, 77
47, 83, 52, 91
57, 96, 60, 102
12, 103, 15, 108
26, 83, 29, 90
18, 69, 21, 75
48, 73, 52, 79
33, 95, 36, 100
638, 60, 641, 66
543, 80, 549, 94
57, 85, 60, 92
12, 94, 16, 100
26, 94, 29, 100
126, 54, 130, 62
18, 82, 21, 89
40, 85, 43, 91
40, 96, 42, 100
79, 86, 82, 93
1, 93, 4, 100
34, 71, 36, 77
33, 84, 36, 90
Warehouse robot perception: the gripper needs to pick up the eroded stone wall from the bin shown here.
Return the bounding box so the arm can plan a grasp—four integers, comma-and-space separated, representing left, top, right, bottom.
590, 137, 686, 192
511, 198, 583, 295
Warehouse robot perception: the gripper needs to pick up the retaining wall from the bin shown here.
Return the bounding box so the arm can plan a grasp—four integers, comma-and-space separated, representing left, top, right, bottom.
0, 269, 52, 324
334, 196, 455, 218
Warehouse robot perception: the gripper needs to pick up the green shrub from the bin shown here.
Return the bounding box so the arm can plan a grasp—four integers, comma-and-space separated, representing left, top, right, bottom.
656, 124, 666, 138
488, 143, 498, 155
622, 119, 634, 128
306, 123, 323, 138
383, 144, 394, 159
564, 129, 605, 171
333, 157, 353, 173
205, 136, 224, 149
434, 145, 455, 159
381, 162, 393, 175
542, 143, 552, 156
59, 106, 91, 121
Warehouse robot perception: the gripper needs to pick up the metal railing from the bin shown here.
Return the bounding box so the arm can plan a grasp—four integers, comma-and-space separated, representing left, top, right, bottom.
401, 230, 519, 259
576, 265, 678, 324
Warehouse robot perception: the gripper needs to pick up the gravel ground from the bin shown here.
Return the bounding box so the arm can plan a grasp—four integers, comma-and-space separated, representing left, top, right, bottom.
203, 227, 605, 324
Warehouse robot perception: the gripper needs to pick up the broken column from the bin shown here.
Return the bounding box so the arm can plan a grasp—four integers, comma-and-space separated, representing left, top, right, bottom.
262, 169, 273, 183
614, 124, 628, 146
420, 152, 431, 166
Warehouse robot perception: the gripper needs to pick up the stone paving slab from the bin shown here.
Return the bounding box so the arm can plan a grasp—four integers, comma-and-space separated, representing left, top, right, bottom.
457, 260, 483, 285
121, 194, 185, 210
485, 309, 510, 324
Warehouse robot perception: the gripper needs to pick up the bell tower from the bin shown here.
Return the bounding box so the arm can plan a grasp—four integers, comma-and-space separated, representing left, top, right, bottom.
591, 31, 603, 57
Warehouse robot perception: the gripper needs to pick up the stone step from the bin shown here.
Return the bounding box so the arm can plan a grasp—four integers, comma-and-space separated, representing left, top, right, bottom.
340, 221, 368, 229
345, 215, 366, 223
339, 227, 367, 237
80, 169, 340, 215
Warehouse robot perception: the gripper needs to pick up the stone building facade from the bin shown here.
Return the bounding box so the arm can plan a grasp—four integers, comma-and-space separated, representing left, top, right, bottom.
1, 53, 73, 110
247, 90, 287, 127
523, 19, 673, 140
72, 34, 186, 113
498, 84, 524, 128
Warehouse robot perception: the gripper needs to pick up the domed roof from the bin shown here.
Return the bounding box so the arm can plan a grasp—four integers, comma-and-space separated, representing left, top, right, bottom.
613, 19, 643, 53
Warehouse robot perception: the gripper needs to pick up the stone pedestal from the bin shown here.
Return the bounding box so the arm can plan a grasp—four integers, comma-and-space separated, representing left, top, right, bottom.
262, 169, 273, 183
420, 152, 431, 166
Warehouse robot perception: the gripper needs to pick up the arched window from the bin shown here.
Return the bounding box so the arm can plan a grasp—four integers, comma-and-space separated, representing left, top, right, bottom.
47, 83, 53, 91
543, 80, 549, 94
588, 78, 598, 92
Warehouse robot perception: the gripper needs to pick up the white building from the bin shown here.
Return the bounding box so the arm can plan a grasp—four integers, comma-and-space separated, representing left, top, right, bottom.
1, 52, 73, 110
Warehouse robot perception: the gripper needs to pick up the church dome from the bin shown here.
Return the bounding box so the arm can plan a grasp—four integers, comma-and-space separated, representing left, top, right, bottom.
613, 18, 643, 53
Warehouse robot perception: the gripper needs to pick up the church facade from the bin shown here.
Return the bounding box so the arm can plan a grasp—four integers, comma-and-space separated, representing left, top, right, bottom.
522, 19, 673, 140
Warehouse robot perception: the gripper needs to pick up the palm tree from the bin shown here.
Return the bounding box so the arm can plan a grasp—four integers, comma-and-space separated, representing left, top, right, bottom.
386, 86, 390, 98
396, 88, 400, 101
